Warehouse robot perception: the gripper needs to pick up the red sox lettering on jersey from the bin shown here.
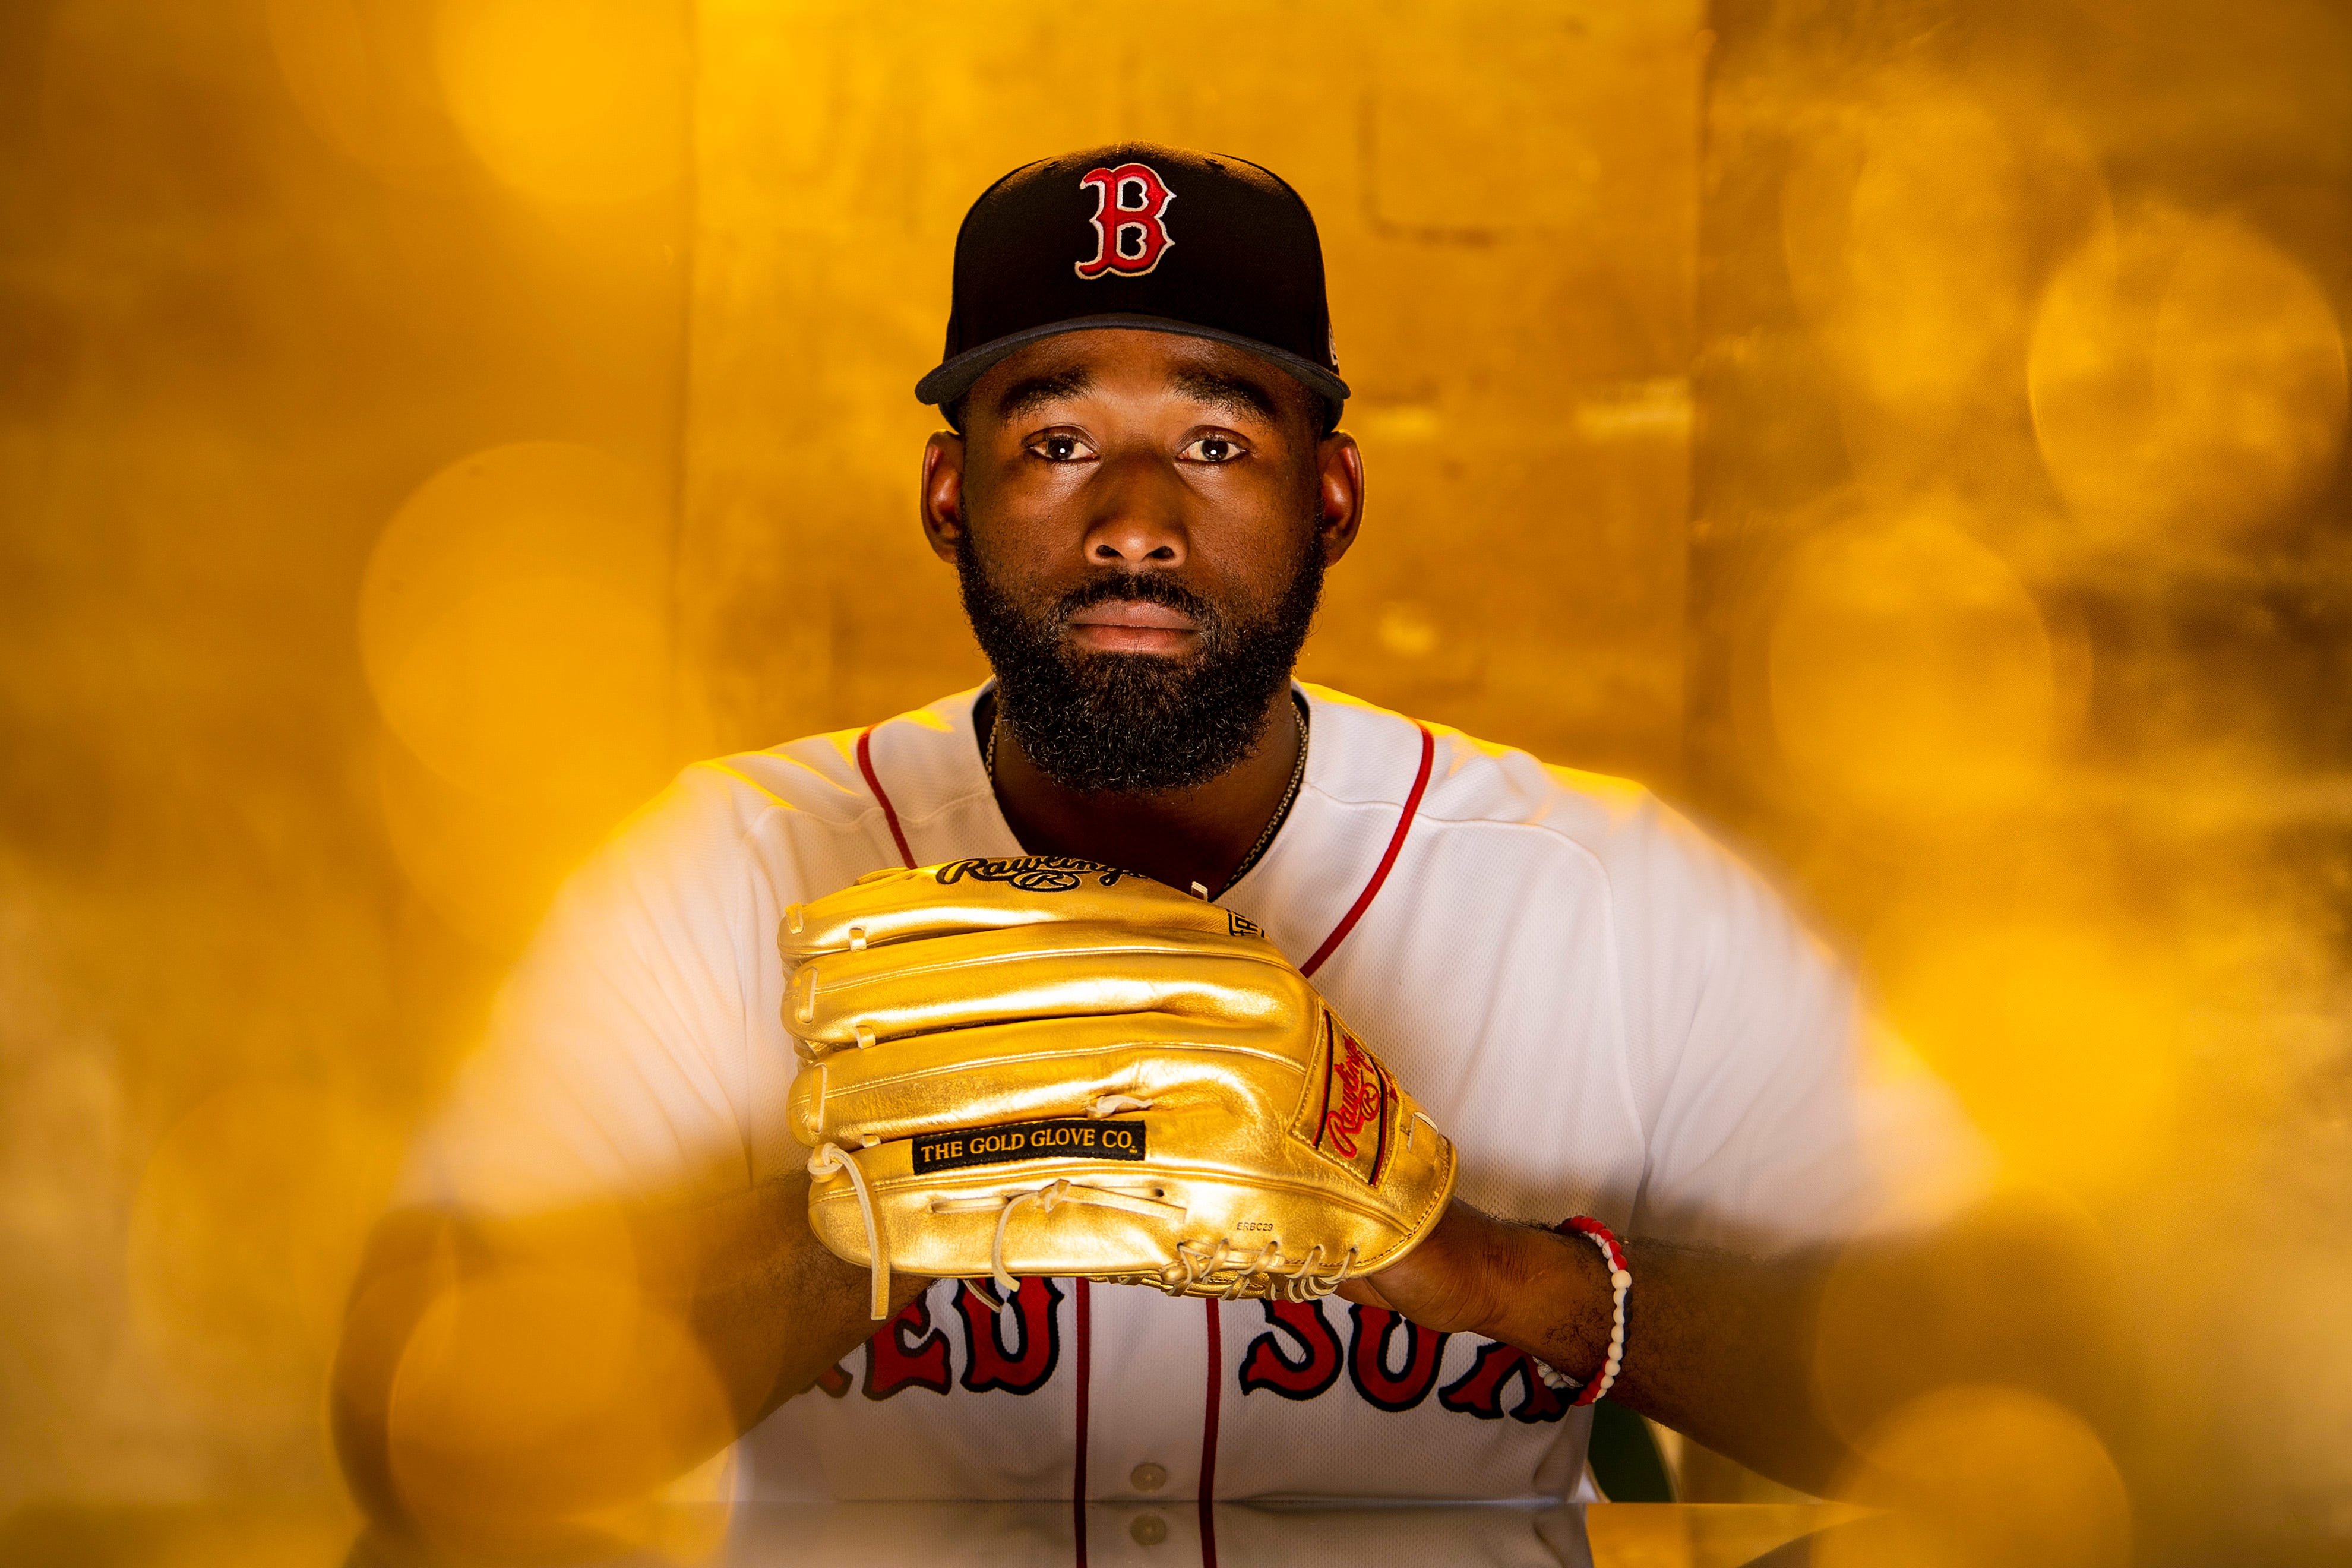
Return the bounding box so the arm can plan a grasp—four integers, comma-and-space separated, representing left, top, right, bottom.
1075, 162, 1175, 279
814, 1283, 1570, 1425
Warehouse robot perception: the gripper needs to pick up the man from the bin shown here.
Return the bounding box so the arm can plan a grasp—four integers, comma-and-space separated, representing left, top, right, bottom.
333, 145, 2028, 1542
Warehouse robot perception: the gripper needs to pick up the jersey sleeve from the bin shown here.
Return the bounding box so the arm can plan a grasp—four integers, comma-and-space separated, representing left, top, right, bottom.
396, 764, 784, 1217
1613, 798, 1992, 1253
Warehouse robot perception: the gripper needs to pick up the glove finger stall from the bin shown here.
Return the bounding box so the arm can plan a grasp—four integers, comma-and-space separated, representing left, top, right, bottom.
786, 925, 1310, 1051
780, 858, 1249, 963
788, 1014, 1295, 1148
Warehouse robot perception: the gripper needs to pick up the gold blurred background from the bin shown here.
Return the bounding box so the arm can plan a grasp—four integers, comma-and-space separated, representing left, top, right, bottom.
1, 1, 2348, 1562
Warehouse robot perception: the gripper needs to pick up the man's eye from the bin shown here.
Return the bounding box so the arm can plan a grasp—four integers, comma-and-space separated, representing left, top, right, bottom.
1030, 433, 1093, 462
1181, 435, 1245, 463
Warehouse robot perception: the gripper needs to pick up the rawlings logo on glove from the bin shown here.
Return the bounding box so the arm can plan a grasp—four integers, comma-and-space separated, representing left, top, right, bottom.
934, 856, 1137, 892
1297, 1021, 1396, 1183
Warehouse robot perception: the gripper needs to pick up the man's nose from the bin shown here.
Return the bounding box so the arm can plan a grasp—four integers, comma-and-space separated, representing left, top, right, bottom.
1081, 452, 1187, 568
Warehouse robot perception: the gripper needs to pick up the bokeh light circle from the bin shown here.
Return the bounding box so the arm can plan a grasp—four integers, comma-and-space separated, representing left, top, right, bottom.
1833, 97, 2031, 415
265, 0, 465, 176
359, 440, 672, 806
2030, 210, 2348, 540
1765, 508, 2063, 820
385, 1257, 735, 1553
127, 1082, 402, 1409
373, 731, 596, 952
1781, 84, 2105, 439
359, 441, 674, 948
1873, 918, 2179, 1192
434, 0, 690, 205
1822, 1385, 2130, 1568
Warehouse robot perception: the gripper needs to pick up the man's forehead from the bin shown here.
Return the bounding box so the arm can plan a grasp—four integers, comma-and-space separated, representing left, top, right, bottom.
976, 330, 1303, 424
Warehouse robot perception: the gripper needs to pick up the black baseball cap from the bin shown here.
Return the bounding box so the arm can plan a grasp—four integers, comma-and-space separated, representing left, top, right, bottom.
915, 143, 1349, 431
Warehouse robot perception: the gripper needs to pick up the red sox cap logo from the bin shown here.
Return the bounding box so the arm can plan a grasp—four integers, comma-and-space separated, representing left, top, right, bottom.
1076, 163, 1175, 279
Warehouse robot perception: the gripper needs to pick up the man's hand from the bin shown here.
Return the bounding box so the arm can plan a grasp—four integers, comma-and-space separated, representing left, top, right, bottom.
1345, 1199, 1867, 1492
1341, 1200, 1608, 1353
1346, 1197, 2127, 1501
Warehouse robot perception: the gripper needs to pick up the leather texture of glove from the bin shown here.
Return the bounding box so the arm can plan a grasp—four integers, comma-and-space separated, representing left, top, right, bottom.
780, 856, 1458, 1318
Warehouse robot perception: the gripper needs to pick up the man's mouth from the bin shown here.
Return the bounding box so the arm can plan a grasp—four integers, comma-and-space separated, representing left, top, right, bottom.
1064, 599, 1201, 655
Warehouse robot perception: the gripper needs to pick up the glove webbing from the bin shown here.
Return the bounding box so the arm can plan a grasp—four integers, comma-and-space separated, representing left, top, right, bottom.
1164, 1237, 1358, 1301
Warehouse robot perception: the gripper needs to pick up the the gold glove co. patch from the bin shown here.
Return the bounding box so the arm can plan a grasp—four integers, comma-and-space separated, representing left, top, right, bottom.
911, 1118, 1149, 1173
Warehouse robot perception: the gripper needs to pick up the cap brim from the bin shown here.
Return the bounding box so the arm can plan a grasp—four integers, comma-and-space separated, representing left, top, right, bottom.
915, 312, 1349, 427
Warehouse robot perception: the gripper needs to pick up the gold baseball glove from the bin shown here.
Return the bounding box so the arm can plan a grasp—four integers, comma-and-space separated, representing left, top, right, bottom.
780, 857, 1458, 1318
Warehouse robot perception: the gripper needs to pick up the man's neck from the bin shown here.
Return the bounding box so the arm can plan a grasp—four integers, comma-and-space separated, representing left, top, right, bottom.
983, 685, 1304, 897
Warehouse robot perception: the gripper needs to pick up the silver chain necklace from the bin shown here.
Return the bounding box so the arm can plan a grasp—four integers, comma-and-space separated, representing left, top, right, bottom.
985, 697, 1310, 897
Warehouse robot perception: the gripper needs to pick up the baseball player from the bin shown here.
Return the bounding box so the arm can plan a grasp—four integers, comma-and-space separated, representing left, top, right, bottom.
333, 145, 1997, 1542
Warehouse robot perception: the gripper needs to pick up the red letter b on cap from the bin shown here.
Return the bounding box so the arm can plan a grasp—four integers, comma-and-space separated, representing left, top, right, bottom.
1076, 163, 1175, 279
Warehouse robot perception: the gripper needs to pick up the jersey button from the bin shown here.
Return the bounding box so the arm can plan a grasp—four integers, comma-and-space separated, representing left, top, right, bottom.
1130, 1513, 1168, 1545
1129, 1461, 1168, 1493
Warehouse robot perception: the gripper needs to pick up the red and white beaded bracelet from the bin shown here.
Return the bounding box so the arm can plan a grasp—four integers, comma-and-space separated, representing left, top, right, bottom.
1535, 1216, 1632, 1407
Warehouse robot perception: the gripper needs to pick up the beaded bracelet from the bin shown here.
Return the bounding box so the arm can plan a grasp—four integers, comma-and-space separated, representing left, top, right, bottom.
1533, 1216, 1632, 1406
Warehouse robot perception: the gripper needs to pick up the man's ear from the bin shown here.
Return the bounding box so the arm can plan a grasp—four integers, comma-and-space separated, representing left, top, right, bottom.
1315, 432, 1364, 566
920, 431, 966, 564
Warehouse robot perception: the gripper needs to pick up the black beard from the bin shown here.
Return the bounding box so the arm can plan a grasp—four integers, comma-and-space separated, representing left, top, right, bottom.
956, 538, 1324, 793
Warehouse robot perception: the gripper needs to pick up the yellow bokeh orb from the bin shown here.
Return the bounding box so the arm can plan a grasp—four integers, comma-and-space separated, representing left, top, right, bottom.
266, 0, 465, 177
360, 441, 676, 949
358, 440, 673, 807
385, 1259, 734, 1553
1765, 508, 2064, 820
1781, 84, 2104, 441
2030, 209, 2348, 540
376, 724, 633, 953
127, 1082, 402, 1409
1823, 1385, 2130, 1568
1839, 98, 2032, 415
434, 0, 689, 205
1873, 919, 2179, 1193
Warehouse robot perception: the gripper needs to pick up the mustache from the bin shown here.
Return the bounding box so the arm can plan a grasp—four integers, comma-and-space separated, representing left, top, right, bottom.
1052, 574, 1221, 629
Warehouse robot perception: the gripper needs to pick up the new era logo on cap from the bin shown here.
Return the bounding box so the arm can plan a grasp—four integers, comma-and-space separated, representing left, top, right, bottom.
913, 141, 1349, 430
1075, 162, 1177, 279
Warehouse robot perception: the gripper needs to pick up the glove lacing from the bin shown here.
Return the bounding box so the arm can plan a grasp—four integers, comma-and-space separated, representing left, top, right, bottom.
1162, 1238, 1358, 1300
812, 1092, 1186, 1319
807, 1138, 894, 1319
928, 1091, 1183, 1309
934, 1179, 1189, 1310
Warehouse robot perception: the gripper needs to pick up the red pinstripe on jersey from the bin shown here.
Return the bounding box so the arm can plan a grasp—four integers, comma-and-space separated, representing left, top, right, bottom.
855, 726, 916, 870
1074, 1279, 1093, 1563
1200, 1298, 1223, 1563
855, 713, 1438, 970
1301, 722, 1434, 978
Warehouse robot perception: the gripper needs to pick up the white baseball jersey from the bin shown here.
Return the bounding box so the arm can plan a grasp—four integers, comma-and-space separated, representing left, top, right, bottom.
403, 683, 1986, 1507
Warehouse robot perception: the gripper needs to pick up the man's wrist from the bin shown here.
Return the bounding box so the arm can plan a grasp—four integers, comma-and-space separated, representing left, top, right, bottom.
1481, 1218, 1617, 1384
